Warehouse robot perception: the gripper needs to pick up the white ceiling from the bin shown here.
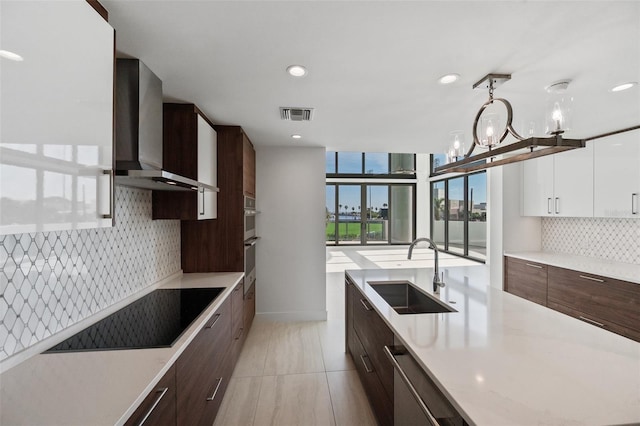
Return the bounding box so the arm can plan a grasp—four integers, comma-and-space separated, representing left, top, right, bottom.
103, 0, 640, 154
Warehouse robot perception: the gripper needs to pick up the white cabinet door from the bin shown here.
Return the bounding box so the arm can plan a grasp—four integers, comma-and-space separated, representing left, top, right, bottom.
594, 132, 640, 218
553, 142, 594, 217
0, 1, 114, 235
522, 155, 554, 216
521, 143, 594, 217
197, 116, 217, 220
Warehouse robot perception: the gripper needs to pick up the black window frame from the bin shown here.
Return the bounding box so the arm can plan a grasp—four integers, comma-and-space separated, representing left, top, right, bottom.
326, 152, 417, 179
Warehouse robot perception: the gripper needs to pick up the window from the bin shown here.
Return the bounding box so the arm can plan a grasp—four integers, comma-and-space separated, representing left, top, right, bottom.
326, 152, 416, 178
429, 155, 486, 261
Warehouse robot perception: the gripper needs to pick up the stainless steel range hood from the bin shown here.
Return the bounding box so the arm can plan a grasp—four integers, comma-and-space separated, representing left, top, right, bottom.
114, 59, 214, 191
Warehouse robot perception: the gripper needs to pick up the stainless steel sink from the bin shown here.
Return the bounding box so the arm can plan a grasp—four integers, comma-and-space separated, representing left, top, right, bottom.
368, 280, 456, 314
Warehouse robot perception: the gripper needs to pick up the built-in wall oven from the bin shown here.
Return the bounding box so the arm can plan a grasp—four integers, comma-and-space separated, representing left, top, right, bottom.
244, 196, 258, 294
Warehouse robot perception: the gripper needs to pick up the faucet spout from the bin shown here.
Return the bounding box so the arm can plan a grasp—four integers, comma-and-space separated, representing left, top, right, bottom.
407, 238, 445, 293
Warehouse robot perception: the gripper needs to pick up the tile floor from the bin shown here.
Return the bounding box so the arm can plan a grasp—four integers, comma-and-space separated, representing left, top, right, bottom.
215, 245, 471, 425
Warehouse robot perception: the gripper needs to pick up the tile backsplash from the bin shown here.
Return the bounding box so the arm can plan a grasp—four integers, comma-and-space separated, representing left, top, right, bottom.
542, 217, 640, 264
0, 187, 181, 362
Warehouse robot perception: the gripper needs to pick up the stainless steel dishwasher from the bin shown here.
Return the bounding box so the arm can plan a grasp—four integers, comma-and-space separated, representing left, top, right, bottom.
384, 345, 470, 426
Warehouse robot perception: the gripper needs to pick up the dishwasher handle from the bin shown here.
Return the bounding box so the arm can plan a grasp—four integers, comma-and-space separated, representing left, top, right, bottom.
384, 345, 440, 426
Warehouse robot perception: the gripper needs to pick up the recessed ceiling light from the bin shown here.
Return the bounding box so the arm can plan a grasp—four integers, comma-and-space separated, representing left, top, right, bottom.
286, 65, 307, 77
291, 134, 302, 140
438, 73, 460, 85
0, 49, 24, 61
610, 82, 637, 92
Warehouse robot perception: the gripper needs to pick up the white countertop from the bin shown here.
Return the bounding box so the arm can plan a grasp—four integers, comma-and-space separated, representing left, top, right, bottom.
504, 251, 640, 284
0, 272, 244, 426
346, 265, 640, 426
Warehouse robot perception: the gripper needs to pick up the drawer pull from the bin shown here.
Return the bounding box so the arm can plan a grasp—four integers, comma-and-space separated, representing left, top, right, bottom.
235, 327, 244, 341
555, 197, 560, 214
525, 263, 543, 269
360, 354, 374, 373
632, 193, 638, 215
205, 314, 221, 329
579, 275, 605, 283
579, 316, 605, 328
359, 299, 372, 311
547, 198, 552, 214
136, 387, 169, 426
206, 377, 223, 401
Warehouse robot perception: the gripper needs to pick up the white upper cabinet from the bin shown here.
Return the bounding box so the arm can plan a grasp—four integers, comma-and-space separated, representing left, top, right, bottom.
0, 1, 115, 235
197, 115, 217, 220
522, 142, 594, 217
593, 132, 640, 218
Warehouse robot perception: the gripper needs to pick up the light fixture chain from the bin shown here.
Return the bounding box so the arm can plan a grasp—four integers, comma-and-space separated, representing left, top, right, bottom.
488, 78, 494, 102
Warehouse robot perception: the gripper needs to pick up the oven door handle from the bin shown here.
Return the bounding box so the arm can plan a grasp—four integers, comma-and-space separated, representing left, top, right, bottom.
244, 236, 261, 247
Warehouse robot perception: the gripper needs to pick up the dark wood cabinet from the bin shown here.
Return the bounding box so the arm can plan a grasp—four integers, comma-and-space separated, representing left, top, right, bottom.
230, 280, 245, 364
547, 266, 640, 341
181, 126, 255, 273
125, 365, 176, 426
504, 255, 640, 342
176, 298, 232, 425
345, 277, 394, 426
153, 103, 218, 221
244, 282, 256, 335
504, 256, 548, 306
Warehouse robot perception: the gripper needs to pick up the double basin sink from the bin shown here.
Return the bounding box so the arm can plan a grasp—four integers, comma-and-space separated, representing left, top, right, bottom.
367, 280, 456, 314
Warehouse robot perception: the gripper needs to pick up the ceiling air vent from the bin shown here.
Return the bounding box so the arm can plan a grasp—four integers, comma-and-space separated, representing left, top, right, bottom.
280, 107, 314, 121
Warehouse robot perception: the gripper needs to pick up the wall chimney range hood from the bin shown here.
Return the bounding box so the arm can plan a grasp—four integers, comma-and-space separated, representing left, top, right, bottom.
114, 59, 216, 192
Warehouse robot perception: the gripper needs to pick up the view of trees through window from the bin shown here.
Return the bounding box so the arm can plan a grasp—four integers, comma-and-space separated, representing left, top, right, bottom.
326, 151, 415, 245
431, 158, 487, 261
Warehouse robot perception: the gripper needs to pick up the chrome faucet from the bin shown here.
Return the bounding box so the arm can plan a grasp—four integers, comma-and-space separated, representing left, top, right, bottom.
407, 237, 445, 293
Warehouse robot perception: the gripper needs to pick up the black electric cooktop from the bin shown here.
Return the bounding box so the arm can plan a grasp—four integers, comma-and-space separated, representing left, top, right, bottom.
46, 287, 224, 353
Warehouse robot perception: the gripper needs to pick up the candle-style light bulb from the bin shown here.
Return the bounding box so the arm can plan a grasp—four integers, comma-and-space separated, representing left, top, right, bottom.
552, 103, 563, 132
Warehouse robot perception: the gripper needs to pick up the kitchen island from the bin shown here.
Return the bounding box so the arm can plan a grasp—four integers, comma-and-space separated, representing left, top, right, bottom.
346, 265, 640, 425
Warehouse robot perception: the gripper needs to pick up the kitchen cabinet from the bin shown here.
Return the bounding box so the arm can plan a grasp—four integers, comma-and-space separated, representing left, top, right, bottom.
153, 104, 218, 220
244, 282, 256, 337
504, 255, 640, 342
125, 365, 176, 426
547, 266, 640, 341
0, 0, 115, 235
521, 142, 593, 217
230, 280, 245, 364
593, 131, 640, 218
176, 297, 232, 425
181, 126, 256, 273
346, 277, 394, 426
503, 257, 548, 306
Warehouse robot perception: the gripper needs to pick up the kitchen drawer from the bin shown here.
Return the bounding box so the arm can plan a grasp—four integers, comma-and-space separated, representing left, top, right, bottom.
176, 297, 231, 425
243, 283, 255, 333
351, 328, 393, 426
548, 301, 640, 342
231, 280, 244, 362
504, 256, 548, 306
125, 365, 176, 426
547, 266, 640, 334
352, 284, 394, 400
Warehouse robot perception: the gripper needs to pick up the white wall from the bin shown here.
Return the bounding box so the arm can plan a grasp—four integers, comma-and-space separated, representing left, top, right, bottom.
255, 146, 327, 321
488, 163, 542, 289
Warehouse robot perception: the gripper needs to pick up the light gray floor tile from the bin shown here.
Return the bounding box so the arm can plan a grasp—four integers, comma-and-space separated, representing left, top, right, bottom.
232, 321, 276, 378
213, 376, 262, 426
327, 370, 377, 426
253, 373, 336, 426
262, 322, 325, 376
315, 320, 354, 372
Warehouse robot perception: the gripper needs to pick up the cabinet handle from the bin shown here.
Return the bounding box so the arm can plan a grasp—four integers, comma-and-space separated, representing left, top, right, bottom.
102, 169, 114, 219
547, 198, 552, 214
384, 346, 440, 426
525, 263, 543, 269
235, 327, 244, 341
206, 377, 223, 401
359, 299, 372, 311
205, 314, 221, 329
579, 275, 605, 283
555, 197, 560, 214
632, 193, 638, 215
579, 316, 605, 328
199, 188, 205, 216
136, 387, 169, 426
360, 354, 374, 373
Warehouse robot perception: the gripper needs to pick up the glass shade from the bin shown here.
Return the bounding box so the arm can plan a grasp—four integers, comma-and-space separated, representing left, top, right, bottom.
480, 113, 501, 147
545, 94, 573, 135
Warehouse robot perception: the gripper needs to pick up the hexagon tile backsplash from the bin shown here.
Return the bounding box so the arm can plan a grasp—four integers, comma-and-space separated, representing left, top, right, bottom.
0, 187, 181, 362
542, 217, 640, 264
